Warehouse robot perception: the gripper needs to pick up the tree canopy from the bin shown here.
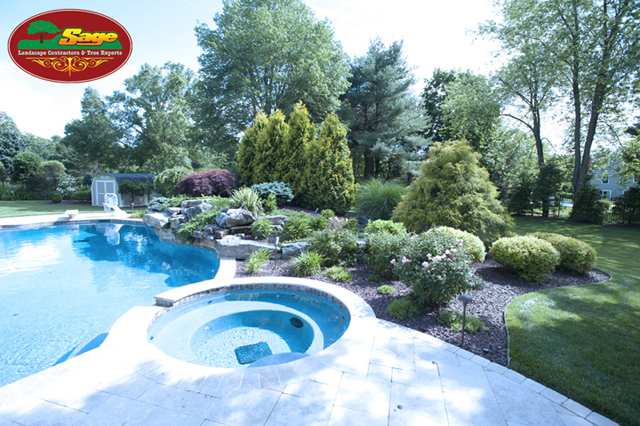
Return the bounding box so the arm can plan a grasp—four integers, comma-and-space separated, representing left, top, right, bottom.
194, 0, 350, 158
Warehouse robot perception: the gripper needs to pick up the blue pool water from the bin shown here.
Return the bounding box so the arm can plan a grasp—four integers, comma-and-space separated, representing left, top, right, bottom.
149, 289, 350, 368
0, 223, 219, 387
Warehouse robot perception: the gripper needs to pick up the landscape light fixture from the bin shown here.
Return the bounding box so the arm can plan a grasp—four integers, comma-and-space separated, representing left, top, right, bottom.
458, 293, 473, 347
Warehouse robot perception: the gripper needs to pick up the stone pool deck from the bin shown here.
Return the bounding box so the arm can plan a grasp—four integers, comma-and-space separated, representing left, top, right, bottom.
0, 215, 619, 426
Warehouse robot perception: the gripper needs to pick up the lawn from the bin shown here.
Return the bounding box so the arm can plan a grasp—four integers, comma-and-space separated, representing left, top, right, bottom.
0, 201, 105, 218
507, 217, 640, 426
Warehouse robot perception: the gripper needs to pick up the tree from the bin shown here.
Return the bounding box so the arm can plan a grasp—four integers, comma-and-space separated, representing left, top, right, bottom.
301, 114, 355, 214
252, 109, 288, 184
155, 166, 192, 196
392, 140, 513, 246
27, 21, 61, 44
236, 111, 268, 186
570, 176, 605, 224
487, 0, 640, 193
108, 62, 196, 173
42, 160, 66, 190
422, 68, 458, 143
340, 39, 429, 182
11, 151, 45, 196
195, 0, 350, 156
0, 112, 25, 176
281, 102, 315, 197
532, 159, 566, 217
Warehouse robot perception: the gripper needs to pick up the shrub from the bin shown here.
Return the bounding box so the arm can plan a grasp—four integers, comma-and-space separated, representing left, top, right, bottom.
369, 274, 386, 283
612, 186, 640, 225
355, 179, 406, 221
387, 297, 423, 320
263, 193, 278, 214
155, 166, 192, 196
176, 168, 237, 197
570, 178, 605, 224
324, 266, 353, 282
320, 209, 335, 218
489, 236, 560, 282
426, 226, 486, 264
393, 232, 483, 304
251, 217, 273, 240
82, 173, 93, 187
600, 199, 612, 211
250, 181, 294, 205
365, 231, 410, 279
529, 232, 597, 274
131, 210, 146, 218
365, 219, 406, 236
291, 251, 324, 277
148, 197, 170, 210
230, 187, 264, 215
281, 211, 312, 241
51, 191, 62, 203
392, 140, 513, 246
71, 187, 92, 202
177, 208, 226, 242
308, 220, 359, 266
377, 284, 396, 294
309, 215, 328, 231
246, 248, 271, 274
438, 311, 485, 333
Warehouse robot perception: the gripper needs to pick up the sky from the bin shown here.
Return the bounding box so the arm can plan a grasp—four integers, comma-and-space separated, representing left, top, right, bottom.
0, 0, 500, 140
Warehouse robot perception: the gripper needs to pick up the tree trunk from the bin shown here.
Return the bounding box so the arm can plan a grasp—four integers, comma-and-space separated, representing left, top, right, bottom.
364, 152, 374, 180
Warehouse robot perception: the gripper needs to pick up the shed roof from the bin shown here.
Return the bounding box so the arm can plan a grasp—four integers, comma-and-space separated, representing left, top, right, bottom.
100, 173, 156, 185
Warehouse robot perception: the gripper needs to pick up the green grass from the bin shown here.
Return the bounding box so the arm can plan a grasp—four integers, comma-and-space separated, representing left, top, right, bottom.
0, 201, 105, 218
507, 217, 640, 426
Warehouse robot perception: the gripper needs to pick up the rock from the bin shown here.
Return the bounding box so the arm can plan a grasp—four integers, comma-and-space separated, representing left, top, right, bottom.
143, 212, 171, 229
265, 214, 287, 226
181, 199, 204, 208
216, 235, 276, 260
165, 207, 181, 215
156, 227, 175, 242
192, 230, 205, 239
270, 224, 283, 232
169, 216, 185, 230
216, 208, 256, 228
214, 230, 229, 239
147, 204, 163, 212
184, 203, 213, 220
229, 225, 253, 235
282, 241, 308, 259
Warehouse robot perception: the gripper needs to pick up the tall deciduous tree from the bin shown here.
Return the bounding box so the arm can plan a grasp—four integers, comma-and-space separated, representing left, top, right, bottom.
195, 0, 350, 157
27, 21, 61, 43
340, 39, 429, 182
487, 0, 640, 193
422, 68, 458, 143
0, 112, 25, 176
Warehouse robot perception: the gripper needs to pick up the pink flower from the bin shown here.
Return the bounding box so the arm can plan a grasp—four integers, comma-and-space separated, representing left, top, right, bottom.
452, 257, 457, 261
445, 249, 451, 255
390, 259, 396, 265
451, 248, 457, 254
421, 261, 429, 268
401, 256, 411, 264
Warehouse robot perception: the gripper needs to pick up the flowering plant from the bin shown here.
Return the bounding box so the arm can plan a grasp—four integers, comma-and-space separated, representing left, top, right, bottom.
392, 232, 482, 304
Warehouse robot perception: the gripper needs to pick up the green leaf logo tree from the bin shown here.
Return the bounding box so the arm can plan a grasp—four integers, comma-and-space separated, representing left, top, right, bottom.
27, 20, 61, 43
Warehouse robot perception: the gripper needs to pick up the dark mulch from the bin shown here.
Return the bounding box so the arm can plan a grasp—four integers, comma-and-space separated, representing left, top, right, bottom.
236, 257, 610, 366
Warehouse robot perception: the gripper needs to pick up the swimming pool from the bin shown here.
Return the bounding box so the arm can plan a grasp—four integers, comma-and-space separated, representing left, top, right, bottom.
148, 288, 350, 368
0, 222, 219, 387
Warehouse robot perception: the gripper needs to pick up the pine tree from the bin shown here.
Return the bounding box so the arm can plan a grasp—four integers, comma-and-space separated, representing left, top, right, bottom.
252, 110, 288, 184
281, 102, 315, 198
302, 114, 355, 214
392, 140, 513, 246
236, 111, 268, 186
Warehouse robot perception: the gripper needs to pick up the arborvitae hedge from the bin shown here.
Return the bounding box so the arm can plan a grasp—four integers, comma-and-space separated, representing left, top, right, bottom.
282, 102, 315, 198
253, 109, 288, 185
392, 139, 513, 246
236, 111, 268, 186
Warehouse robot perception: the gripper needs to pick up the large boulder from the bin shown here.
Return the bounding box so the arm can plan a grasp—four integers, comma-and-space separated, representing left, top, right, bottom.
216, 207, 256, 228
265, 214, 287, 226
184, 203, 213, 220
216, 235, 275, 260
143, 212, 171, 229
282, 241, 308, 259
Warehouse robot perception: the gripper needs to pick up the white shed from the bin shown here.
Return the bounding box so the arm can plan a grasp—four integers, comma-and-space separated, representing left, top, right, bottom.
91, 173, 156, 207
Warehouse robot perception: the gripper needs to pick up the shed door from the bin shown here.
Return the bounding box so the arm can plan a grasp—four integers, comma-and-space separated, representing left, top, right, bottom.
96, 180, 116, 206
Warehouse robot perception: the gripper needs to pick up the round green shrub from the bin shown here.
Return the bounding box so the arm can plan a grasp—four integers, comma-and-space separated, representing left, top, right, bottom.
308, 221, 359, 266
365, 231, 410, 279
324, 266, 353, 282
529, 232, 597, 274
438, 311, 485, 333
309, 215, 328, 231
251, 217, 273, 240
365, 219, 406, 236
426, 226, 486, 263
570, 179, 605, 224
263, 193, 278, 214
51, 191, 63, 203
377, 285, 396, 295
281, 211, 312, 241
393, 232, 483, 304
489, 236, 560, 282
320, 209, 335, 218
369, 274, 385, 283
387, 297, 423, 320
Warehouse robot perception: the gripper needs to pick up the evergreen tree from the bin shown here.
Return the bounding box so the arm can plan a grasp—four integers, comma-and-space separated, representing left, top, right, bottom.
570, 177, 605, 224
236, 111, 268, 186
340, 39, 429, 182
302, 114, 355, 214
392, 140, 513, 246
508, 172, 534, 215
253, 109, 288, 184
281, 102, 315, 197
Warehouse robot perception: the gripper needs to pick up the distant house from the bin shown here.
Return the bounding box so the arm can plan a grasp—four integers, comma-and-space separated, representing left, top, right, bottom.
91, 173, 156, 208
592, 162, 636, 200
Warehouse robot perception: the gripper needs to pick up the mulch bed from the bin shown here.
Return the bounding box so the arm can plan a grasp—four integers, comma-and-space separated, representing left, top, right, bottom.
236, 257, 610, 366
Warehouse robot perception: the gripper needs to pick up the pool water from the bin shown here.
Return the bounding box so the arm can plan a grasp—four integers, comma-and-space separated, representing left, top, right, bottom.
0, 223, 219, 387
149, 289, 350, 368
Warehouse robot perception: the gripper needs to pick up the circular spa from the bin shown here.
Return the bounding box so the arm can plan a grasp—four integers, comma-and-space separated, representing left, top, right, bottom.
148, 287, 351, 368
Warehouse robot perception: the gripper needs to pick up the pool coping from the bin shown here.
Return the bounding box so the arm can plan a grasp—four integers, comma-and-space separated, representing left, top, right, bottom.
0, 212, 144, 229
